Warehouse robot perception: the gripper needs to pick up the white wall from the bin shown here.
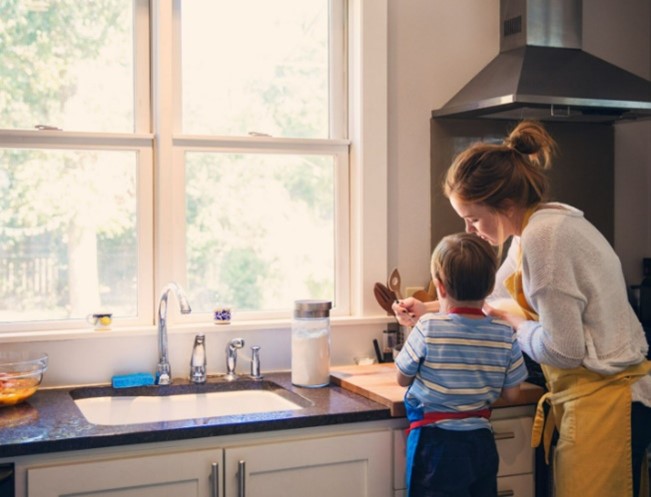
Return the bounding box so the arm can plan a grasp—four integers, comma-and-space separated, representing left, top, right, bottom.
387, 0, 498, 291
6, 321, 386, 388
388, 0, 651, 288
585, 0, 651, 285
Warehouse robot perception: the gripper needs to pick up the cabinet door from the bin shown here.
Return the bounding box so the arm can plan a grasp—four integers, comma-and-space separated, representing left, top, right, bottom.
27, 448, 223, 497
224, 430, 392, 497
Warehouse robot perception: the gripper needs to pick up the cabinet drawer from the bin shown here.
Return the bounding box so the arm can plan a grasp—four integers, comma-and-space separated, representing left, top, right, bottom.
498, 473, 534, 497
394, 476, 532, 497
493, 416, 534, 476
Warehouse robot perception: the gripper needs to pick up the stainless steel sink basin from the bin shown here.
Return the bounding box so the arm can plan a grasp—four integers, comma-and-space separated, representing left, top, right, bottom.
70, 380, 311, 426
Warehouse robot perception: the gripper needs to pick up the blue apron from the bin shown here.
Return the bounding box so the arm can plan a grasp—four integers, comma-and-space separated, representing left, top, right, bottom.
404, 395, 424, 497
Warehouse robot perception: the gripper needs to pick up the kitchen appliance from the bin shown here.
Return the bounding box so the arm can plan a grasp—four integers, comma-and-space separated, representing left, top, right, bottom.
433, 0, 651, 123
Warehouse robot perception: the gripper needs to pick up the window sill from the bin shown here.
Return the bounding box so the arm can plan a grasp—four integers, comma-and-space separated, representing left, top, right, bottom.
0, 314, 395, 344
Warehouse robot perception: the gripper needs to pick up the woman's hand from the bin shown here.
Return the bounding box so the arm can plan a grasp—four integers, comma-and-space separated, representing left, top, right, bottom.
392, 298, 438, 326
483, 301, 527, 330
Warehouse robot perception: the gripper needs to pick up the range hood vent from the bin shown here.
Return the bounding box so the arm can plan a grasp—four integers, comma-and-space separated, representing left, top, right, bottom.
432, 0, 651, 123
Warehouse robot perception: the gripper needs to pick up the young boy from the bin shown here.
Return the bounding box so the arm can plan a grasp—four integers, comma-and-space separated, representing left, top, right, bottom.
395, 233, 528, 497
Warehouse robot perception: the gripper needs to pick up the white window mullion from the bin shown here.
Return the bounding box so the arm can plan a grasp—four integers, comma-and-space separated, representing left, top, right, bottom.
347, 0, 389, 316
133, 0, 151, 134
152, 0, 186, 309
330, 0, 348, 139
334, 147, 351, 315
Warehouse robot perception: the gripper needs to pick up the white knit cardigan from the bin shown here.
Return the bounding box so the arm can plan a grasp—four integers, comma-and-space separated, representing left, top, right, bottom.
489, 203, 651, 406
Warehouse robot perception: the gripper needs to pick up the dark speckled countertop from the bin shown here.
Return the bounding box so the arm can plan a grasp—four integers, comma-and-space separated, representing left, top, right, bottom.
0, 372, 391, 458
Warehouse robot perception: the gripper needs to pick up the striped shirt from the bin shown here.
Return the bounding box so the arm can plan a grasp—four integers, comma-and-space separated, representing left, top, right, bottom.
395, 312, 528, 431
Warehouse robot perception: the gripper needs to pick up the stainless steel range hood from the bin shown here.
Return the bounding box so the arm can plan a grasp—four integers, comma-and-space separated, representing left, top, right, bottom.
432, 0, 651, 123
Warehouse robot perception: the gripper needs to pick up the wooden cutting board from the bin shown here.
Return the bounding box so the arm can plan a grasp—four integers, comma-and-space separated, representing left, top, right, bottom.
330, 363, 545, 418
330, 363, 406, 416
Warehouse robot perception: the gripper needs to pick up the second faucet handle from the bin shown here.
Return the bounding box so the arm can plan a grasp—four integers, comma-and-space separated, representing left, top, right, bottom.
250, 345, 263, 380
224, 337, 245, 381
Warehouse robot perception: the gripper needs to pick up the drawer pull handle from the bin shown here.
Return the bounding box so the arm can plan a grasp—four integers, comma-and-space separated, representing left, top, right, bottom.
211, 462, 219, 497
238, 460, 246, 497
494, 431, 515, 440
498, 490, 515, 497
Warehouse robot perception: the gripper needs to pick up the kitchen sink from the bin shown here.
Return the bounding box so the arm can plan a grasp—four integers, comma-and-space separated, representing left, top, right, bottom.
70, 379, 312, 426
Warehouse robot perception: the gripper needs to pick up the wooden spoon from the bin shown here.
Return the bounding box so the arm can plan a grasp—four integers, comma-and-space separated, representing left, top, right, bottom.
373, 282, 396, 315
387, 268, 403, 300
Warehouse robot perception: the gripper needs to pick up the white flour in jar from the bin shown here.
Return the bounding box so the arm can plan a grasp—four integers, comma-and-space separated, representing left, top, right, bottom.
291, 328, 330, 387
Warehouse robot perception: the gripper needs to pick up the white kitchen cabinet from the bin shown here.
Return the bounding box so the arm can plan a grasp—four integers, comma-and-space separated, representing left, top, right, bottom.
18, 425, 392, 497
26, 448, 223, 497
223, 430, 391, 497
498, 474, 535, 497
393, 408, 535, 496
493, 416, 534, 477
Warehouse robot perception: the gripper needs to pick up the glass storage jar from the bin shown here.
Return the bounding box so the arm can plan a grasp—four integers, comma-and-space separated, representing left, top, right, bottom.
291, 300, 332, 387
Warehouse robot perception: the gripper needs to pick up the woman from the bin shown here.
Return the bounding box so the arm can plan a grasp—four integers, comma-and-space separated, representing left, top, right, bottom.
393, 120, 651, 497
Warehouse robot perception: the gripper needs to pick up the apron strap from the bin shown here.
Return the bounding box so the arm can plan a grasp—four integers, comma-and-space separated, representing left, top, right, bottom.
405, 408, 491, 435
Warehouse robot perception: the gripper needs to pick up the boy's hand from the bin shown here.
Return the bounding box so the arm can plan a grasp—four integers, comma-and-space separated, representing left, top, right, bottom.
392, 297, 438, 327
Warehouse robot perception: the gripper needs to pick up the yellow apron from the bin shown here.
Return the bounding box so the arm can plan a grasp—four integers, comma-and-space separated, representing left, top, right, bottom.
504, 245, 651, 497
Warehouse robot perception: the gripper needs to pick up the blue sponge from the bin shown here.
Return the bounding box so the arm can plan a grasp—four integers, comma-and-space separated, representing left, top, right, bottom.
112, 372, 155, 388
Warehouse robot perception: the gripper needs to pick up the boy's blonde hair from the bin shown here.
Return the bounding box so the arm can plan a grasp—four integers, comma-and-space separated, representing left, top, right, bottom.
431, 233, 497, 301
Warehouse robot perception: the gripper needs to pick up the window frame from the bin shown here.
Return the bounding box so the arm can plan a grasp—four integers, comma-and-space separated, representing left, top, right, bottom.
0, 0, 388, 337
155, 0, 354, 322
0, 131, 155, 331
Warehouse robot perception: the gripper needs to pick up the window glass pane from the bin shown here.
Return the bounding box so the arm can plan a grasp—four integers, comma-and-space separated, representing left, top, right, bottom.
0, 149, 138, 322
0, 0, 134, 132
185, 152, 335, 313
181, 0, 330, 138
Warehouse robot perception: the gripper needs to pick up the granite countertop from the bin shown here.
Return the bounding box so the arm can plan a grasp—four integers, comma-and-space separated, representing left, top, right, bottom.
0, 372, 391, 459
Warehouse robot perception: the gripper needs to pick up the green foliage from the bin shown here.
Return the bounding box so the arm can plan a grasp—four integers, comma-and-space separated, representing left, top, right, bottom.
221, 248, 268, 310
0, 0, 125, 128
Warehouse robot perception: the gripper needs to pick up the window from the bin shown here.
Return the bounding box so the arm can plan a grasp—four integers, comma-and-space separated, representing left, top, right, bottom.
0, 0, 152, 331
0, 0, 384, 333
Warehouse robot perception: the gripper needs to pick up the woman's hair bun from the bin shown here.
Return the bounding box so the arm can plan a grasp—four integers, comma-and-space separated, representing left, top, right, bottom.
505, 120, 556, 169
505, 133, 539, 155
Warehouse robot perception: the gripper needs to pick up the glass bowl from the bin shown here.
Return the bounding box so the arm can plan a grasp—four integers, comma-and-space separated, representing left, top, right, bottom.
0, 351, 48, 406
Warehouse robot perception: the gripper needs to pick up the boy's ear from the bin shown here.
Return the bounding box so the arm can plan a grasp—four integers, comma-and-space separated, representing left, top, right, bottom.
433, 277, 446, 299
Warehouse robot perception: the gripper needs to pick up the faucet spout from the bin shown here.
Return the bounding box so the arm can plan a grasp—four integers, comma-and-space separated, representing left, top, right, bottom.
156, 282, 192, 385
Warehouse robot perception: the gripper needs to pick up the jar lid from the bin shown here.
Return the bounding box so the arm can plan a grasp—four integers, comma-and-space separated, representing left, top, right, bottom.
294, 300, 332, 318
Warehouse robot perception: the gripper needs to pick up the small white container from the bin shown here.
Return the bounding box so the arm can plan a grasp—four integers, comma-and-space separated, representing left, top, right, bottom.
291, 300, 332, 388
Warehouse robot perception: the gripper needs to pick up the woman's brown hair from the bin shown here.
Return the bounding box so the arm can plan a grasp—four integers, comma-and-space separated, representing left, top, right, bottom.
431, 233, 497, 301
443, 120, 557, 213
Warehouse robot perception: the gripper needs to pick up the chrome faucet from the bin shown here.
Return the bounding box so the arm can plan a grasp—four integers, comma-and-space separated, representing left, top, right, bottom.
156, 282, 192, 385
224, 337, 245, 381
